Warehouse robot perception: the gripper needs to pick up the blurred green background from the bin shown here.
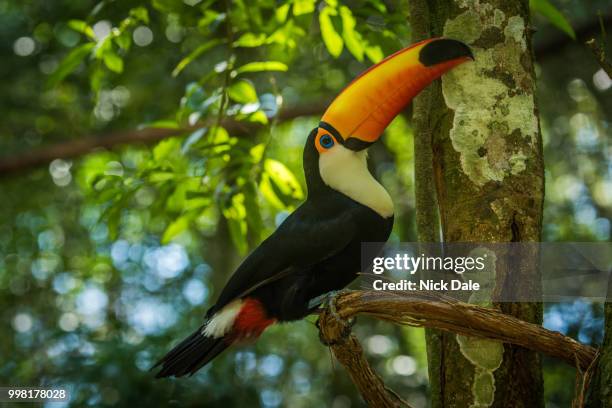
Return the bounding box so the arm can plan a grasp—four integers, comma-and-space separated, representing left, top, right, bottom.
0, 0, 610, 406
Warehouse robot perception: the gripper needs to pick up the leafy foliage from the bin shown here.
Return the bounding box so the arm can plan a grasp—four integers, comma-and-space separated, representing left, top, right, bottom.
59, 0, 408, 256
48, 7, 150, 92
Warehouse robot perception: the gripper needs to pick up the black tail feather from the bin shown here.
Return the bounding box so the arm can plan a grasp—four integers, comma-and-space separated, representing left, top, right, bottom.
153, 327, 231, 378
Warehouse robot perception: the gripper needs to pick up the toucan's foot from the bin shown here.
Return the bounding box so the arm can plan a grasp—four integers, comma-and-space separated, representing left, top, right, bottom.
315, 289, 355, 346
307, 293, 328, 310
309, 288, 352, 309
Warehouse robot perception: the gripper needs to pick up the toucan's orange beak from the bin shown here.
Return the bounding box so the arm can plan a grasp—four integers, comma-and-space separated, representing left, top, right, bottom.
320, 38, 473, 150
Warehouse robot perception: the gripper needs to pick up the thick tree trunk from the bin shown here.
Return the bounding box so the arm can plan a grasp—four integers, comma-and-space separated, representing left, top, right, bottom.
409, 0, 545, 407
586, 277, 612, 407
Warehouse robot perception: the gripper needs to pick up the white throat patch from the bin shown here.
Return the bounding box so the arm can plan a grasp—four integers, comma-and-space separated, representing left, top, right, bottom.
319, 145, 394, 218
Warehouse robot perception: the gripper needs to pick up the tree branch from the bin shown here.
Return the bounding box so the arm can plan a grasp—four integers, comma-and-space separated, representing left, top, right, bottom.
317, 292, 595, 384
317, 310, 412, 407
585, 38, 612, 79
0, 100, 329, 176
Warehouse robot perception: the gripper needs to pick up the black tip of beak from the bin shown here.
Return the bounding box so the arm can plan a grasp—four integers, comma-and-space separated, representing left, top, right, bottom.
419, 38, 474, 67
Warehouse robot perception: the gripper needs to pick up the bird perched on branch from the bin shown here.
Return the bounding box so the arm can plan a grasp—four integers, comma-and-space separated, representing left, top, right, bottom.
154, 37, 473, 378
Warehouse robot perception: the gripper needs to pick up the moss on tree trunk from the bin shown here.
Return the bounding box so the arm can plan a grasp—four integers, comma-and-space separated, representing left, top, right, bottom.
409, 0, 545, 406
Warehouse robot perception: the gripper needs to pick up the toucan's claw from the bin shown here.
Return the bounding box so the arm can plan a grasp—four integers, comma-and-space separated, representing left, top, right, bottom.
308, 288, 353, 310
316, 289, 356, 347
307, 293, 328, 310
328, 289, 349, 320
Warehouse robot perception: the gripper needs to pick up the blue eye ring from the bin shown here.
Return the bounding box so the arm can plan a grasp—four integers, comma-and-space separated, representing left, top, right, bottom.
320, 134, 334, 149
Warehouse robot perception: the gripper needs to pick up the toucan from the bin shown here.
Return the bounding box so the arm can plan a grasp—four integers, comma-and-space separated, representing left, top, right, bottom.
154, 38, 473, 378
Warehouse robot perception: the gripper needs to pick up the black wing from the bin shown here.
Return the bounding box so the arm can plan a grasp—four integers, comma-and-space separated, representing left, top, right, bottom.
208, 199, 361, 316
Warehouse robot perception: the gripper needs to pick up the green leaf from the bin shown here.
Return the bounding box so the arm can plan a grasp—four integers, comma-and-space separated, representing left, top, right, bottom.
93, 35, 112, 59
103, 50, 124, 73
228, 79, 258, 103
152, 0, 184, 13
130, 6, 150, 24
182, 127, 207, 153
293, 0, 315, 16
250, 143, 266, 162
275, 3, 290, 22
153, 138, 182, 161
210, 126, 230, 144
339, 6, 363, 61
106, 206, 121, 240
167, 178, 200, 212
184, 197, 211, 211
223, 194, 248, 254
233, 33, 266, 48
266, 160, 303, 200
234, 61, 288, 74
162, 216, 189, 243
226, 217, 248, 254
144, 120, 180, 129
172, 39, 221, 77
365, 44, 384, 63
181, 82, 207, 111
115, 31, 132, 51
530, 0, 575, 39
262, 159, 304, 208
243, 110, 268, 125
47, 42, 95, 88
67, 20, 95, 40
260, 176, 284, 209
367, 0, 387, 13
90, 66, 104, 94
149, 172, 176, 183
243, 182, 263, 242
319, 6, 343, 58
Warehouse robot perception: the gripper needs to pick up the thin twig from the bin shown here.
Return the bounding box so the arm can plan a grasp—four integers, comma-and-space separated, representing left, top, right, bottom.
585, 38, 612, 79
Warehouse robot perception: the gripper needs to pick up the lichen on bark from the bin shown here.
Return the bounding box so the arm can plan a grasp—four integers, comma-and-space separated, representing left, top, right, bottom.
456, 248, 503, 408
441, 5, 537, 187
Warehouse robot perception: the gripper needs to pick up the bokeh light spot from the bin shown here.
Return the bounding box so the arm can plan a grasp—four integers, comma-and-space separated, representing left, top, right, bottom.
182, 278, 208, 305
133, 26, 153, 47
392, 355, 416, 376
367, 334, 392, 355
13, 313, 33, 333
14, 37, 36, 56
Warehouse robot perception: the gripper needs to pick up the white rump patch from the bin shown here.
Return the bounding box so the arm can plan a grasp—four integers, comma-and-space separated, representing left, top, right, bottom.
202, 300, 243, 338
319, 145, 394, 218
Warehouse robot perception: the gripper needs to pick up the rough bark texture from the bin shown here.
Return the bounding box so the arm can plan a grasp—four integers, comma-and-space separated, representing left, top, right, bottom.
407, 3, 446, 407
586, 276, 612, 407
317, 309, 412, 408
408, 0, 545, 407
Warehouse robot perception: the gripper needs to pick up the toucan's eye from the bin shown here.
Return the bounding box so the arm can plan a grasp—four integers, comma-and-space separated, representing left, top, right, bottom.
320, 134, 334, 149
